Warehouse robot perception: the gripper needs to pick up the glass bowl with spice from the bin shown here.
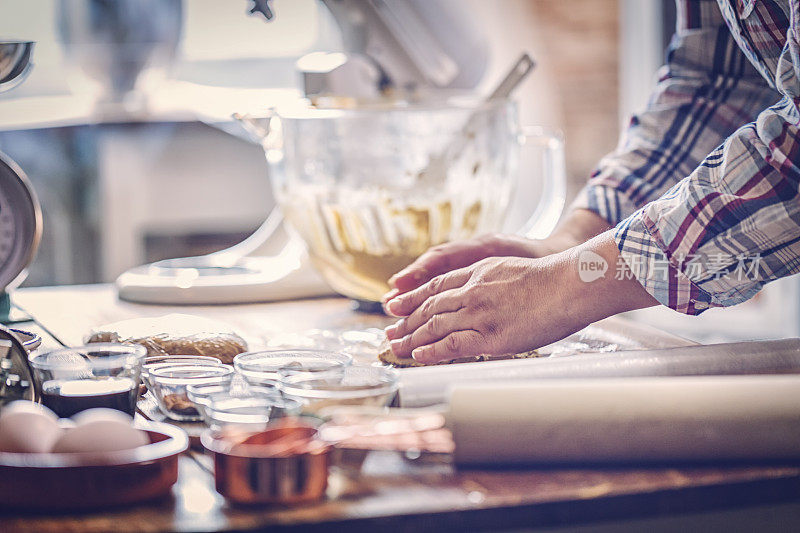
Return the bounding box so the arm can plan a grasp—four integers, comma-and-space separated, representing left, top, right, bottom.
144, 364, 234, 421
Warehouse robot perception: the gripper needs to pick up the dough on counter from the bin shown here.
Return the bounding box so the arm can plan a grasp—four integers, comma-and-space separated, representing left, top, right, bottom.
378, 339, 540, 367
86, 314, 248, 364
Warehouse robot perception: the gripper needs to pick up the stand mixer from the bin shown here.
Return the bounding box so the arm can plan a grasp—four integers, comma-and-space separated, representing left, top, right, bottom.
116, 1, 566, 309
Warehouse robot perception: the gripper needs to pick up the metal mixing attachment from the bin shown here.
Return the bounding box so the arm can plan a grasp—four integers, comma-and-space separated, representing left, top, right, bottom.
0, 326, 37, 406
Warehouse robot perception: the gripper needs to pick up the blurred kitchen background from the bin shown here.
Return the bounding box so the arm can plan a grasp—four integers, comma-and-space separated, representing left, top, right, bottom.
0, 0, 796, 343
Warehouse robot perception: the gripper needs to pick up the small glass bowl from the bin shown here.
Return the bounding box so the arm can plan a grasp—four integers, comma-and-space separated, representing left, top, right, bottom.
141, 355, 223, 381
233, 349, 352, 387
280, 366, 399, 415
186, 382, 279, 419
30, 343, 146, 418
144, 364, 234, 421
203, 394, 304, 431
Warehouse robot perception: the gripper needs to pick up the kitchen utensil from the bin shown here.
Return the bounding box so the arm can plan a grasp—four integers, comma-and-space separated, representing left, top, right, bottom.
115, 57, 564, 307
187, 382, 286, 430
30, 343, 146, 417
201, 394, 300, 432
140, 355, 225, 398
259, 100, 564, 306
185, 383, 236, 414
397, 338, 800, 407
203, 396, 272, 431
0, 40, 34, 92
0, 420, 187, 510
280, 366, 399, 415
144, 364, 234, 421
234, 349, 352, 386
449, 376, 800, 464
232, 49, 559, 307
141, 355, 223, 381
8, 328, 41, 353
0, 327, 37, 406
416, 54, 535, 188
292, 0, 490, 100
0, 40, 40, 324
185, 382, 273, 415
318, 375, 800, 464
0, 154, 42, 324
247, 52, 557, 306
201, 418, 330, 505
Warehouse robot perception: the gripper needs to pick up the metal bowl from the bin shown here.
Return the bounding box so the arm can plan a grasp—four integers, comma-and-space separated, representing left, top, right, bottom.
201, 419, 330, 505
8, 328, 41, 353
0, 40, 34, 93
0, 420, 187, 509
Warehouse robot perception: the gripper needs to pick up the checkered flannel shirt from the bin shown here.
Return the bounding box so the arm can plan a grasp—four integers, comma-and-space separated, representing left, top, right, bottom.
573, 0, 799, 314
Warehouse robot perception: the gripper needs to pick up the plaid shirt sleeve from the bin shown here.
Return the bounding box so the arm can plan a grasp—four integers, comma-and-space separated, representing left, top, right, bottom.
574, 0, 800, 315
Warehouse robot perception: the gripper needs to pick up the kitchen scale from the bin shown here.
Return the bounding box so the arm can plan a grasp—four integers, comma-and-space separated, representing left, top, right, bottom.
0, 41, 42, 324
0, 40, 42, 406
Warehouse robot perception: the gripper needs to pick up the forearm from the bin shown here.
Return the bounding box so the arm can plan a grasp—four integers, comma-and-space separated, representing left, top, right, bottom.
558, 231, 658, 328
539, 208, 613, 255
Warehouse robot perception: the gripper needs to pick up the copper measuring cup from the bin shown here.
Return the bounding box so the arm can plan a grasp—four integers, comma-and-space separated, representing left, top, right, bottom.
201, 418, 330, 505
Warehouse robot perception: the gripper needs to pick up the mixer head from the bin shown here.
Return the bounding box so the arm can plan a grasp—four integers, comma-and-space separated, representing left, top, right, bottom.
248, 0, 487, 101
0, 327, 38, 407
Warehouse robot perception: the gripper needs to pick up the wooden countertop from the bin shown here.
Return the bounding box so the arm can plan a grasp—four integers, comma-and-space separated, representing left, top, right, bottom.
4, 284, 800, 532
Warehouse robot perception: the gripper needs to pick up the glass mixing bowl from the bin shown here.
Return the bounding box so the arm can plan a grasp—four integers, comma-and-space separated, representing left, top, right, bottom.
280, 366, 399, 415
237, 99, 565, 305
144, 364, 234, 421
234, 349, 352, 387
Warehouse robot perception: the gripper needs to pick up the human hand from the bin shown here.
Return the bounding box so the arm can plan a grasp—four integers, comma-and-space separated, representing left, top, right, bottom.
383, 231, 656, 364
383, 209, 613, 308
384, 233, 547, 299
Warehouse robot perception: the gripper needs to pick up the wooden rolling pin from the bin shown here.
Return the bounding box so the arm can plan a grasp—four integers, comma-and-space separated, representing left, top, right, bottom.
398, 339, 800, 407
448, 375, 800, 464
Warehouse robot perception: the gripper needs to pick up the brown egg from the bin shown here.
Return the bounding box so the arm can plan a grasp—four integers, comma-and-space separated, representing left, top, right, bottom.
51, 418, 149, 454
0, 401, 62, 453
